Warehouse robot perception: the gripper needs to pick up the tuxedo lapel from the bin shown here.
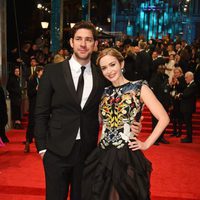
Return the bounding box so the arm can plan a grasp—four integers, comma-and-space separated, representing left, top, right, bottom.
62, 60, 79, 104
83, 64, 99, 109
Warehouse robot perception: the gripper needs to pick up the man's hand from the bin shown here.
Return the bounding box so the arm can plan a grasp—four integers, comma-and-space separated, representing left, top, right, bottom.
130, 116, 143, 137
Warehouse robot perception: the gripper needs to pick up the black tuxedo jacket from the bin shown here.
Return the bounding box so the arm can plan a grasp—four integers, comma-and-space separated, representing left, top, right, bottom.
34, 60, 107, 158
135, 50, 152, 81
180, 81, 197, 113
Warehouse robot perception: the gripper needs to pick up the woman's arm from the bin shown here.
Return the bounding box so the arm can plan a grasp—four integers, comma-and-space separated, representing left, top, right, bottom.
129, 84, 170, 151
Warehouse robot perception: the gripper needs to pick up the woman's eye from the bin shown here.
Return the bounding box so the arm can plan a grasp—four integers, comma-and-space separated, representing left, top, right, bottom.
101, 67, 106, 71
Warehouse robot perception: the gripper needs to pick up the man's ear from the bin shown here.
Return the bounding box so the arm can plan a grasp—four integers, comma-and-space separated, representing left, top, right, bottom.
69, 38, 74, 48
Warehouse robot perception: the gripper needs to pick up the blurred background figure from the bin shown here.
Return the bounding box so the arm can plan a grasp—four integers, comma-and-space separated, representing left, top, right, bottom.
123, 46, 137, 81
0, 80, 9, 144
24, 66, 44, 153
149, 65, 172, 145
169, 67, 186, 137
180, 71, 197, 143
165, 54, 176, 83
6, 66, 23, 129
53, 48, 65, 63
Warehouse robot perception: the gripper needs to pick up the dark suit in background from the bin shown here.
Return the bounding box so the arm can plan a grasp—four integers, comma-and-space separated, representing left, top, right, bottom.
135, 49, 152, 82
180, 81, 197, 142
149, 68, 171, 144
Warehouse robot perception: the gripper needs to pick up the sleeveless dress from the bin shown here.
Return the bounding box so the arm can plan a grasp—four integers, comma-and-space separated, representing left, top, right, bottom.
82, 80, 152, 200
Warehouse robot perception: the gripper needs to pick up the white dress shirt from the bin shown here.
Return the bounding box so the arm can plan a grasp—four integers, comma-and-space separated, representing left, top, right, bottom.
69, 55, 93, 139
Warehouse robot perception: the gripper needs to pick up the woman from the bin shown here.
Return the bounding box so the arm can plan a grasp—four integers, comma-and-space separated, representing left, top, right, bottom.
6, 66, 23, 129
24, 66, 44, 153
82, 48, 169, 200
165, 54, 176, 83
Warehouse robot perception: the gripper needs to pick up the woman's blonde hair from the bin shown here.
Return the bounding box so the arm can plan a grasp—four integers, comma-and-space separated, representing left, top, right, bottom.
173, 67, 183, 76
96, 48, 124, 66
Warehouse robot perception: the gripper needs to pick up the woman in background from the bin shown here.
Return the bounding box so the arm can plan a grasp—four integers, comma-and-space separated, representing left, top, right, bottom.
6, 66, 23, 129
0, 80, 9, 144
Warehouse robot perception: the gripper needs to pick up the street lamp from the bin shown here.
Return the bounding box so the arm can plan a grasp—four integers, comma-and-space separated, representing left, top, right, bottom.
41, 21, 49, 29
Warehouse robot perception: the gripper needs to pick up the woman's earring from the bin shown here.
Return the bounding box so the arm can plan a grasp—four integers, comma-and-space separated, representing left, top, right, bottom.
121, 68, 125, 74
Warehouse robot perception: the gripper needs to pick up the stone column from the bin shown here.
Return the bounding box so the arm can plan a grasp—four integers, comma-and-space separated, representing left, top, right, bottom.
111, 0, 117, 32
0, 0, 11, 128
82, 0, 88, 21
51, 0, 63, 53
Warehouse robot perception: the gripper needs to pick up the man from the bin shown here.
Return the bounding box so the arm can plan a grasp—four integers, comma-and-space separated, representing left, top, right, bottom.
149, 65, 171, 145
34, 21, 141, 200
180, 71, 197, 143
26, 58, 38, 80
135, 40, 152, 82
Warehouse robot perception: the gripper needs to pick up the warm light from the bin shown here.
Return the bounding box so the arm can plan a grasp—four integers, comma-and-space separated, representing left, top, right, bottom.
107, 17, 111, 23
41, 22, 49, 29
70, 23, 75, 28
37, 3, 42, 9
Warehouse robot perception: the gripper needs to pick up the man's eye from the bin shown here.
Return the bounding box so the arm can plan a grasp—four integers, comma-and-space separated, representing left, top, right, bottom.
86, 38, 93, 42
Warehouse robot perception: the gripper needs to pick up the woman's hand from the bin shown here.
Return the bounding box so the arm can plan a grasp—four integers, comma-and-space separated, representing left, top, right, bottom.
128, 137, 149, 151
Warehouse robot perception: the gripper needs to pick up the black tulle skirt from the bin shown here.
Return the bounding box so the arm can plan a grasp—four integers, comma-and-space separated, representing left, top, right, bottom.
82, 144, 152, 200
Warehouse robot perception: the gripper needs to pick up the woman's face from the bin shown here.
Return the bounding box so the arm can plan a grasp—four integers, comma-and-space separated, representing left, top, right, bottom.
174, 69, 181, 78
14, 68, 20, 77
37, 70, 44, 78
99, 55, 124, 84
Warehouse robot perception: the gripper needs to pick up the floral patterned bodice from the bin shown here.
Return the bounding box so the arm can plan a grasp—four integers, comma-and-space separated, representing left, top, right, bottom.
99, 80, 146, 149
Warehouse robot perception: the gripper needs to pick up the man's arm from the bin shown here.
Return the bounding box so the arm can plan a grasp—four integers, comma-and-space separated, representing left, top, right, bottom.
34, 67, 53, 154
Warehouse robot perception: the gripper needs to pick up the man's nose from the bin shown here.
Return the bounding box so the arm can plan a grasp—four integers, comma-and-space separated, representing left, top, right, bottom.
80, 39, 86, 46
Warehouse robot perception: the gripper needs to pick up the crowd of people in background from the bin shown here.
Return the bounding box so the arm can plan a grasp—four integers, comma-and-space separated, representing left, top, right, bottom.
1, 28, 200, 147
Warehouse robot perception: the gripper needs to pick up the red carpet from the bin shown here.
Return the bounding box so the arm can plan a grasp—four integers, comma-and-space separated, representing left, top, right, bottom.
0, 129, 200, 200
1, 100, 200, 199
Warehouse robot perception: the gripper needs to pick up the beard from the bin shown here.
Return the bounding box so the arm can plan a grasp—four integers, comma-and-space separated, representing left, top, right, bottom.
74, 51, 92, 62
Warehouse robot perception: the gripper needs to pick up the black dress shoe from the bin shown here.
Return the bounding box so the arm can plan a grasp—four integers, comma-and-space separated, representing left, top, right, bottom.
170, 133, 177, 137
2, 137, 9, 143
159, 138, 170, 144
24, 142, 30, 153
181, 137, 192, 143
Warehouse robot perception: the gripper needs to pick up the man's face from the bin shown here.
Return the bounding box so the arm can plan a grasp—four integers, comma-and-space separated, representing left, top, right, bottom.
70, 28, 97, 63
31, 59, 37, 67
185, 74, 192, 84
152, 52, 158, 59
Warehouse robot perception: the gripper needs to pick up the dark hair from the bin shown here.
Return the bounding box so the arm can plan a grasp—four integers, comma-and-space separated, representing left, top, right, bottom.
29, 66, 44, 80
70, 21, 97, 40
35, 65, 44, 73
